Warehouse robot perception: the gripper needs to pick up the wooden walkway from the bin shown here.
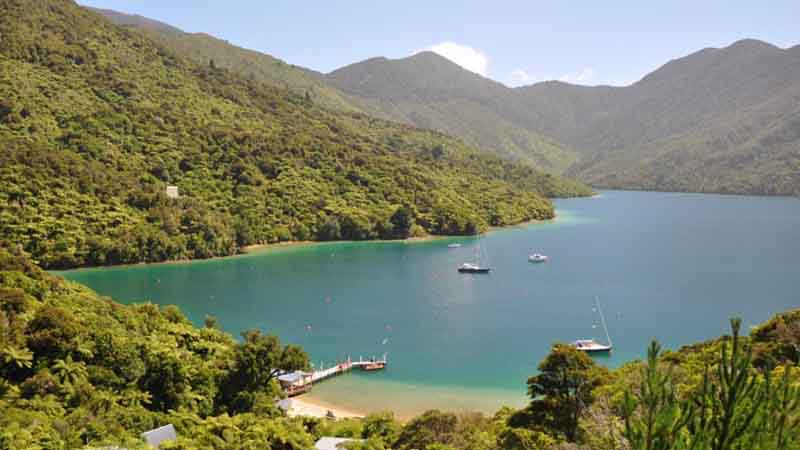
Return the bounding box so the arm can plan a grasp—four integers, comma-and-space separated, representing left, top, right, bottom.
311, 355, 388, 383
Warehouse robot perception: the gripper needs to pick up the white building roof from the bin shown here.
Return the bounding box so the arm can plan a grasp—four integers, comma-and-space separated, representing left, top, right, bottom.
315, 437, 360, 450
141, 424, 177, 449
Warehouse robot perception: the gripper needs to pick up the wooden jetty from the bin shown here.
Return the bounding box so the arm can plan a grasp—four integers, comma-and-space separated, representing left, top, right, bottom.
280, 355, 387, 397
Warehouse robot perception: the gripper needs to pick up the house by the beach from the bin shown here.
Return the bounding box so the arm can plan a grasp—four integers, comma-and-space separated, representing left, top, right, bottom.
278, 371, 313, 396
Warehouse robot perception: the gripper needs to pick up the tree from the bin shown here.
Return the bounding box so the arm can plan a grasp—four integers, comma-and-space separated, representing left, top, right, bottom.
394, 410, 458, 450
25, 306, 79, 361
221, 330, 309, 412
497, 427, 557, 450
389, 206, 415, 239
362, 411, 401, 444
524, 344, 608, 441
52, 355, 88, 387
621, 341, 693, 450
204, 314, 219, 329
621, 318, 800, 450
0, 288, 27, 318
1, 346, 33, 370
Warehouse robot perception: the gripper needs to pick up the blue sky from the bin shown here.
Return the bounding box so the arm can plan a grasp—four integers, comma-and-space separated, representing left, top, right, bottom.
79, 1, 798, 87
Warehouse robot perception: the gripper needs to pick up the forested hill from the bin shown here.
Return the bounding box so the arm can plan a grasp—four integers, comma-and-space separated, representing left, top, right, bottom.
89, 7, 581, 174
0, 0, 591, 270
86, 6, 366, 114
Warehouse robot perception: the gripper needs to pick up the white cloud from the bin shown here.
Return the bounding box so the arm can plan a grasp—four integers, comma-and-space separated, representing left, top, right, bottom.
423, 41, 489, 76
558, 67, 596, 84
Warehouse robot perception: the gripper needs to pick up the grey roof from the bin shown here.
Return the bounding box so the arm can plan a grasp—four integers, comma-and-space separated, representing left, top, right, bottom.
141, 424, 177, 449
315, 437, 361, 450
278, 371, 308, 383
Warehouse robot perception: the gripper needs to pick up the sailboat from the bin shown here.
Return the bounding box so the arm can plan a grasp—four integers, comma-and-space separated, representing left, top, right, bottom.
572, 297, 613, 353
458, 229, 491, 273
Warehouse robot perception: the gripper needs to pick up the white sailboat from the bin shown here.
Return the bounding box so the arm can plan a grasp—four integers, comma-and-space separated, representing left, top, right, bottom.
458, 229, 491, 273
572, 297, 613, 353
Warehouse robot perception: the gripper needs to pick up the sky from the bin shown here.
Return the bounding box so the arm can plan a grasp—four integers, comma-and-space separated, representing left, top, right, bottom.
79, 0, 799, 87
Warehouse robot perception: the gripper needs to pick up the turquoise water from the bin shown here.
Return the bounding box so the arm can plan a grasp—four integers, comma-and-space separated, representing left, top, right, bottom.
60, 191, 800, 416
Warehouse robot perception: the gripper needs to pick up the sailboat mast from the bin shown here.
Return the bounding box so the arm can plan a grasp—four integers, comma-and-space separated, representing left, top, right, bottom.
475, 230, 480, 265
596, 296, 612, 347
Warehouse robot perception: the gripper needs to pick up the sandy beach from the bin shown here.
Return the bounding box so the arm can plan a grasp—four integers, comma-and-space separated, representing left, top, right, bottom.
286, 395, 364, 419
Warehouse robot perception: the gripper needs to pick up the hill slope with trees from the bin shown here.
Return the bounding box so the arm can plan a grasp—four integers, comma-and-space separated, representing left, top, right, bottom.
0, 0, 590, 270
87, 6, 366, 114
91, 7, 579, 174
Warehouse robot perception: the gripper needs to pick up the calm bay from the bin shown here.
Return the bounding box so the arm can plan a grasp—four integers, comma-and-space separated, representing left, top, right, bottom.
60, 190, 800, 417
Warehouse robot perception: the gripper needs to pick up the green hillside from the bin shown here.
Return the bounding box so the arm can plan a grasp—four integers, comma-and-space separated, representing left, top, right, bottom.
89, 8, 580, 174
2, 248, 798, 448
520, 40, 800, 195
87, 6, 366, 114
0, 0, 591, 270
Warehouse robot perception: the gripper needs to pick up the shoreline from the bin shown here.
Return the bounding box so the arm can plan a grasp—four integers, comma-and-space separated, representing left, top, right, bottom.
287, 395, 364, 419
57, 213, 569, 273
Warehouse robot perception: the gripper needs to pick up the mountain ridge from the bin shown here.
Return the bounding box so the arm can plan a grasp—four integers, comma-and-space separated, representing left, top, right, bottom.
80, 6, 800, 195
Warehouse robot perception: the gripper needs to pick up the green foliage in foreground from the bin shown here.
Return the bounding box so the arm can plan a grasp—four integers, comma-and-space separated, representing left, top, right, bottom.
0, 0, 591, 270
2, 247, 799, 449
0, 248, 316, 449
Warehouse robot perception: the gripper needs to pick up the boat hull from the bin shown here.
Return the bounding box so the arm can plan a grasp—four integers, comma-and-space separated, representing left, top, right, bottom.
458, 268, 491, 273
578, 346, 612, 353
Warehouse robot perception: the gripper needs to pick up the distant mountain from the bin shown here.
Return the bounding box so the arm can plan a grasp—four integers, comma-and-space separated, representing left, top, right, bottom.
89, 5, 800, 195
1, 0, 590, 269
519, 39, 800, 195
333, 40, 800, 195
326, 52, 580, 172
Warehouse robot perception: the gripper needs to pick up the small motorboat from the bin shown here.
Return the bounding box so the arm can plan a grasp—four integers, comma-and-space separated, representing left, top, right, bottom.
571, 339, 612, 353
363, 361, 386, 371
458, 262, 491, 274
447, 243, 462, 248
528, 253, 548, 263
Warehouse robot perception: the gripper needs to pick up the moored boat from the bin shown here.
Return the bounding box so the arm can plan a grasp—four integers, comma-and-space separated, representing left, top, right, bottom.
447, 243, 462, 248
572, 297, 613, 353
572, 338, 612, 353
528, 253, 548, 263
458, 262, 491, 273
458, 229, 491, 273
363, 361, 386, 371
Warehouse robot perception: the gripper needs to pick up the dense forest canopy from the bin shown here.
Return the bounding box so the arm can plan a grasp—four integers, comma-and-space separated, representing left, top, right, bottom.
0, 0, 591, 270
